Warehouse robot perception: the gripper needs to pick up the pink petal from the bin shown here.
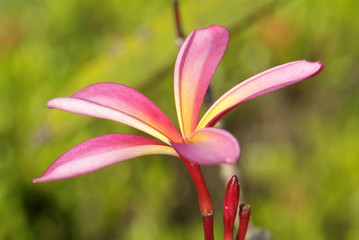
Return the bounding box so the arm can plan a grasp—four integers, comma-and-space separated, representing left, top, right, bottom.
33, 134, 178, 182
171, 128, 240, 165
174, 25, 229, 140
197, 60, 324, 129
47, 83, 183, 144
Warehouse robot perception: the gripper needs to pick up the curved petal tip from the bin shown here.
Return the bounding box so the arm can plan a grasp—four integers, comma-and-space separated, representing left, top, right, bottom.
312, 60, 325, 75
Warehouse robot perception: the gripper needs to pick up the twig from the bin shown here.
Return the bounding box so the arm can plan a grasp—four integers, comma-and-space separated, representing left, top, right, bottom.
174, 0, 185, 47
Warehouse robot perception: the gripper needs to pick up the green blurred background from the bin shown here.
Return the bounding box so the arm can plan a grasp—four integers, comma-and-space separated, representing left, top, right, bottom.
1, 0, 358, 239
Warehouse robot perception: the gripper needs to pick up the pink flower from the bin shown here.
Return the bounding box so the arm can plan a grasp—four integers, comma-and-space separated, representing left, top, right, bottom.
33, 25, 323, 182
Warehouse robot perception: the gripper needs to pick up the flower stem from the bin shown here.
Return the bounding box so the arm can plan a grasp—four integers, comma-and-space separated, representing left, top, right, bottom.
182, 158, 214, 240
236, 204, 251, 240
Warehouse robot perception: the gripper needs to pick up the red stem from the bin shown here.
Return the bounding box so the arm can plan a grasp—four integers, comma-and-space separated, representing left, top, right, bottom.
236, 204, 251, 240
202, 213, 214, 240
182, 158, 214, 240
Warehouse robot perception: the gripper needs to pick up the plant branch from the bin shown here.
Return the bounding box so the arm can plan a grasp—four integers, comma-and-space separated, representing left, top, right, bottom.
182, 158, 214, 240
174, 0, 185, 46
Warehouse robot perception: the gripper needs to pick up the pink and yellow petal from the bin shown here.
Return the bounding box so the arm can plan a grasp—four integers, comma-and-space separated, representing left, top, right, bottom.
171, 128, 240, 165
47, 83, 183, 144
174, 25, 229, 139
197, 60, 324, 129
33, 134, 178, 182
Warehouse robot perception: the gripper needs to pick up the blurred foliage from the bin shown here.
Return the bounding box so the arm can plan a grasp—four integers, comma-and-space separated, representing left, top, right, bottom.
1, 0, 359, 239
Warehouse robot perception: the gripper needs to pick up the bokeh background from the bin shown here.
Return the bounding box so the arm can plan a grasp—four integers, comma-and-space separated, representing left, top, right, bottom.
1, 0, 358, 239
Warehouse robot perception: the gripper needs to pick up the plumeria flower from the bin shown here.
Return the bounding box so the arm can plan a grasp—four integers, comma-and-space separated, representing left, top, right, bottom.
33, 25, 323, 182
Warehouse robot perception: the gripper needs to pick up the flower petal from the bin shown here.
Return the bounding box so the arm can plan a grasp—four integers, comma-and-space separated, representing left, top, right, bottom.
47, 83, 183, 144
171, 128, 240, 165
33, 134, 178, 182
197, 60, 324, 129
174, 25, 229, 140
